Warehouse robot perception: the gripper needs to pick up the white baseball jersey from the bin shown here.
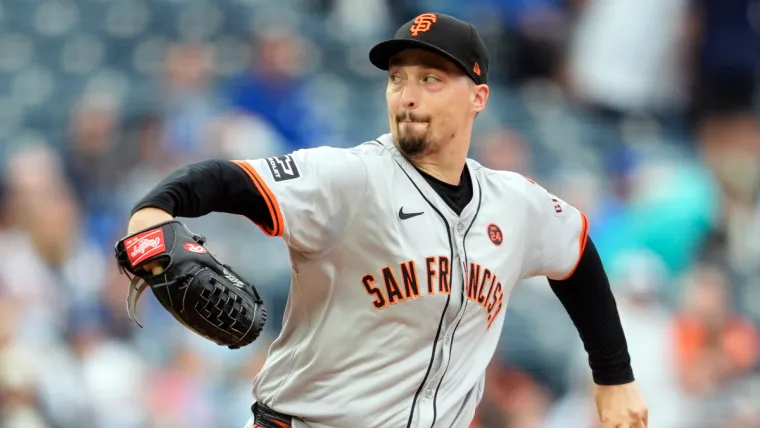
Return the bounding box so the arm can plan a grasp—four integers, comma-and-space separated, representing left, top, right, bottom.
237, 133, 588, 428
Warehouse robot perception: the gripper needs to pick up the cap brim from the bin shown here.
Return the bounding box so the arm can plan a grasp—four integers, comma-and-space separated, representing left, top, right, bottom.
369, 39, 467, 74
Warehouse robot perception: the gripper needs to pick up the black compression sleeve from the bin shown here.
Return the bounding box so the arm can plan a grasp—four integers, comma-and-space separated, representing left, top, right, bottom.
547, 237, 635, 385
131, 160, 273, 230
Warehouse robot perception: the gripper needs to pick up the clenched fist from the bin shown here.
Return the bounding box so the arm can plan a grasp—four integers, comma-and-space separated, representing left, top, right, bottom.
595, 381, 648, 428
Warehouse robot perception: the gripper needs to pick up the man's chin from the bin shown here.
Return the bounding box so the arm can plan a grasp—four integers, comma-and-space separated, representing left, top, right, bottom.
396, 138, 429, 158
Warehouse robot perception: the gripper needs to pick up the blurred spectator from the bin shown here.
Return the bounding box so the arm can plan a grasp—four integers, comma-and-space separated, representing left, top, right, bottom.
477, 128, 532, 175
697, 375, 760, 428
690, 1, 760, 325
566, 0, 691, 115
584, 146, 720, 287
474, 363, 553, 428
159, 42, 224, 164
67, 309, 150, 428
0, 175, 8, 231
673, 266, 759, 396
144, 345, 217, 428
116, 42, 227, 220
691, 0, 760, 213
63, 92, 127, 247
0, 344, 51, 428
1, 145, 107, 346
690, 0, 760, 127
226, 27, 334, 153
324, 0, 393, 43
492, 0, 575, 85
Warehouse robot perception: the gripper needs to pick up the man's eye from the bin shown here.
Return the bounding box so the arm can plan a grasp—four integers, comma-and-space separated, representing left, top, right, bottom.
424, 76, 440, 83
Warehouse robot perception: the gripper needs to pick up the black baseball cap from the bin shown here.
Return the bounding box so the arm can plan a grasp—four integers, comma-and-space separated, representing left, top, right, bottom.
369, 13, 489, 85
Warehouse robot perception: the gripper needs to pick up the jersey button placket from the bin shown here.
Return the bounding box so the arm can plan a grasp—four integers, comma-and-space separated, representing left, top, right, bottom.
424, 388, 433, 399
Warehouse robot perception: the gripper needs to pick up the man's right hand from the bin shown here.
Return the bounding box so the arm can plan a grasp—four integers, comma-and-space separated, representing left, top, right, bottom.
127, 207, 174, 274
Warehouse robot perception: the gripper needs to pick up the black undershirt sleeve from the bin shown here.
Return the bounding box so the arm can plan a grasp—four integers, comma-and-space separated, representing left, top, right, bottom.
547, 237, 635, 386
131, 160, 273, 230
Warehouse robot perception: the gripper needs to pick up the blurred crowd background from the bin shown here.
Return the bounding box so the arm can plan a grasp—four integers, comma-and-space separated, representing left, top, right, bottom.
1, 0, 760, 427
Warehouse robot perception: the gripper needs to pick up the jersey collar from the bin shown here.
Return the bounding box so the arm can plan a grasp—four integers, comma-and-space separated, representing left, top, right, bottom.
376, 133, 482, 223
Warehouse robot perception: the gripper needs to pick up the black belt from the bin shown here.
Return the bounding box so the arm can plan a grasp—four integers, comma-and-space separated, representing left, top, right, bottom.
252, 402, 294, 428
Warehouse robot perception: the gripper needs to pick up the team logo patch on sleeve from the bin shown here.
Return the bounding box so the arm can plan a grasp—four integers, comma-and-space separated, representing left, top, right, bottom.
550, 195, 563, 214
266, 155, 300, 182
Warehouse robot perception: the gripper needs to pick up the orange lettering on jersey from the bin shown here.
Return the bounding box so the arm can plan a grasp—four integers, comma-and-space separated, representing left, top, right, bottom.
486, 283, 504, 330
382, 266, 404, 305
400, 260, 421, 300
425, 256, 437, 295
465, 263, 507, 329
486, 283, 499, 313
363, 256, 443, 310
438, 256, 450, 294
362, 258, 507, 327
477, 268, 491, 305
362, 274, 386, 310
467, 262, 481, 300
485, 280, 499, 310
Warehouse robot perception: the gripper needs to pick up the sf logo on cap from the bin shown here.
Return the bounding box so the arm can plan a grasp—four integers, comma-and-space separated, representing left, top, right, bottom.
410, 13, 437, 36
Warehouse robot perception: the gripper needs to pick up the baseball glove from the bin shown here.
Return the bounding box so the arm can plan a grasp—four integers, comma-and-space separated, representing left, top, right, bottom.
114, 220, 267, 349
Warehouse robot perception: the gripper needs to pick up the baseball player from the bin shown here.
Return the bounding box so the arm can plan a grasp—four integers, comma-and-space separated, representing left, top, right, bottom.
120, 12, 648, 428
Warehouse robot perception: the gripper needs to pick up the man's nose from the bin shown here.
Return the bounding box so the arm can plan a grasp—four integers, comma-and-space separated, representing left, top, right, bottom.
399, 83, 421, 110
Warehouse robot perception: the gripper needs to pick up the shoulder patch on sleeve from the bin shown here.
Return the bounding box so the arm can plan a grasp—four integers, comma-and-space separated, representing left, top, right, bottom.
266, 155, 301, 182
550, 194, 563, 215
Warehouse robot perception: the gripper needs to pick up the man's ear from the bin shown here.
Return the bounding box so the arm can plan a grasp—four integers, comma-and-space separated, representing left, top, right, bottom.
472, 84, 489, 114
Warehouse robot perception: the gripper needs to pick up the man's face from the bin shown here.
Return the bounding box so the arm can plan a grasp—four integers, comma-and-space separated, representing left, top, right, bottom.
386, 49, 480, 158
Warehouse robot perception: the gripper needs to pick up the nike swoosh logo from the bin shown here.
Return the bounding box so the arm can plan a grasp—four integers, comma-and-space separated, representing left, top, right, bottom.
399, 207, 424, 220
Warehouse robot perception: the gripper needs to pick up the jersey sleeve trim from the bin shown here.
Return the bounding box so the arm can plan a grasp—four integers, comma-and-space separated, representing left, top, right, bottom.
557, 211, 589, 281
231, 160, 284, 237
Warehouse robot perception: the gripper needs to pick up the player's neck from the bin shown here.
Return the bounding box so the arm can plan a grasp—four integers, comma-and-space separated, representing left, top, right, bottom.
409, 137, 470, 185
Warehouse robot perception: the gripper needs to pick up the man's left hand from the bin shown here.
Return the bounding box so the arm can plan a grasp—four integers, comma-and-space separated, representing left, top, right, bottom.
594, 381, 648, 428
